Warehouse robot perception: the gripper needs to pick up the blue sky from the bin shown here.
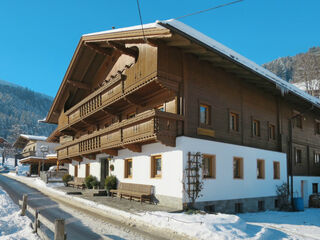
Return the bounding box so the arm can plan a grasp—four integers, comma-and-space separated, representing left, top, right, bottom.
0, 0, 319, 97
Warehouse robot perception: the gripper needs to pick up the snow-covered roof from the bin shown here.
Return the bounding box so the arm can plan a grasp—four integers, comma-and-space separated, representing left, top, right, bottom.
158, 19, 320, 107
20, 134, 47, 141
84, 19, 320, 109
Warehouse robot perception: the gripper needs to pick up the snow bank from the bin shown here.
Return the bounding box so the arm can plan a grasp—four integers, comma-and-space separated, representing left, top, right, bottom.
0, 186, 39, 240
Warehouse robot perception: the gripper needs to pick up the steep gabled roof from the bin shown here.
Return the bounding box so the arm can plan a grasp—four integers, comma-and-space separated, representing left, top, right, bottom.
46, 20, 320, 124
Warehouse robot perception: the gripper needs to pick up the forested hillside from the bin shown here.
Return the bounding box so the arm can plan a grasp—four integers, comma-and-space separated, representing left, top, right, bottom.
0, 80, 56, 143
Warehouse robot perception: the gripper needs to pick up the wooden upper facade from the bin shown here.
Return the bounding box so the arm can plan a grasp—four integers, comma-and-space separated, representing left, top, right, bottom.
47, 20, 320, 176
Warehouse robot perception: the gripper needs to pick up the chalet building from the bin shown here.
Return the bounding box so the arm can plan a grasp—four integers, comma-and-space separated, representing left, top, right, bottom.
44, 20, 320, 212
14, 134, 59, 175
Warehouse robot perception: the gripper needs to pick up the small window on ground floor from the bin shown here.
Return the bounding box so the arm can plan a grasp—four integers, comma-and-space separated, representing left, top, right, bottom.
313, 183, 318, 194
258, 200, 265, 211
151, 155, 162, 178
314, 152, 320, 166
124, 159, 132, 178
257, 159, 265, 179
274, 199, 279, 208
273, 161, 280, 179
202, 154, 216, 179
235, 203, 243, 213
233, 157, 243, 179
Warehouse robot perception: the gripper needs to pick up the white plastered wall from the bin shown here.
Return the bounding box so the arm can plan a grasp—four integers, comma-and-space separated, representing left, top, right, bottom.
68, 158, 101, 181
290, 176, 320, 207
178, 136, 287, 202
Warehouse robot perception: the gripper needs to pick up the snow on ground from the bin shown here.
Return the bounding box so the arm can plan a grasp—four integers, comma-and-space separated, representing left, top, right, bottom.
5, 173, 320, 240
0, 186, 39, 240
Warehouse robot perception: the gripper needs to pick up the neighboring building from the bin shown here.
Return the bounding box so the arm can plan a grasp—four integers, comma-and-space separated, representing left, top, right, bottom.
14, 134, 59, 175
44, 20, 320, 212
293, 80, 320, 98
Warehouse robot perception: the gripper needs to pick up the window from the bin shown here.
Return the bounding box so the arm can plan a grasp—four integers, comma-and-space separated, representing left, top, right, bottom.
258, 200, 265, 211
269, 124, 276, 140
151, 155, 162, 178
202, 155, 216, 178
295, 149, 302, 164
233, 157, 243, 179
127, 112, 136, 119
316, 122, 320, 134
274, 199, 279, 208
252, 119, 260, 137
199, 104, 210, 125
273, 161, 280, 179
257, 159, 265, 179
296, 115, 302, 128
235, 203, 243, 213
124, 159, 133, 178
315, 152, 320, 165
313, 183, 318, 194
230, 112, 239, 132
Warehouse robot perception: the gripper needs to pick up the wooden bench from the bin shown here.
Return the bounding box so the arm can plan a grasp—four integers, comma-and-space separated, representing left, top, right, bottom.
110, 182, 153, 203
68, 177, 86, 189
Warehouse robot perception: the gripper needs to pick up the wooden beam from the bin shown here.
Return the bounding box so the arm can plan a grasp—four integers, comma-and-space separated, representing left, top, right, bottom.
70, 156, 83, 162
67, 80, 91, 90
82, 154, 96, 160
101, 149, 118, 156
123, 96, 141, 107
167, 39, 191, 47
107, 41, 138, 59
85, 42, 114, 56
125, 144, 141, 153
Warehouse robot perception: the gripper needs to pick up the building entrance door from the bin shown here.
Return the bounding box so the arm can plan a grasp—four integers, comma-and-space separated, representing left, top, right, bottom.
100, 158, 109, 189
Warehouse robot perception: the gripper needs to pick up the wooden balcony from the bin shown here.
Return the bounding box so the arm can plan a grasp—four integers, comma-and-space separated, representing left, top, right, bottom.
21, 151, 36, 158
56, 109, 183, 160
58, 68, 179, 132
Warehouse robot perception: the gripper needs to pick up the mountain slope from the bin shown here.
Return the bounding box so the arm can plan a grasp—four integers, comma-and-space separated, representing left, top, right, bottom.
263, 46, 320, 84
0, 80, 56, 143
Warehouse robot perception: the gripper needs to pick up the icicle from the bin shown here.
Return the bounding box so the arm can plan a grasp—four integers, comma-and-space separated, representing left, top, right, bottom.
276, 84, 289, 96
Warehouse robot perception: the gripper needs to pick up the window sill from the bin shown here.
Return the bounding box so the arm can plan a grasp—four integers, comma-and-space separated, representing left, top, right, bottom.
197, 127, 215, 137
203, 177, 215, 180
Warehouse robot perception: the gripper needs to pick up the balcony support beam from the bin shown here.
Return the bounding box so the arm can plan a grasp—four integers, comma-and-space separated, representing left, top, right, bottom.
70, 156, 83, 162
124, 144, 141, 153
85, 42, 114, 56
107, 41, 138, 60
82, 154, 96, 160
67, 80, 91, 91
123, 96, 142, 107
101, 149, 118, 156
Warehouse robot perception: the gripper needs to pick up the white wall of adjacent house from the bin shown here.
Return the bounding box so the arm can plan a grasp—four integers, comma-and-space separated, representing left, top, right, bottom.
35, 141, 59, 157
290, 176, 320, 207
177, 136, 287, 203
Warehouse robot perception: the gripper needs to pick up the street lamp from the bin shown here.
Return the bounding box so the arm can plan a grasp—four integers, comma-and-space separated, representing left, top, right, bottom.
40, 145, 49, 172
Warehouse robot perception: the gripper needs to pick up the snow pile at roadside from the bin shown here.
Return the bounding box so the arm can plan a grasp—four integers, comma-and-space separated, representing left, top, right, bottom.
0, 186, 39, 240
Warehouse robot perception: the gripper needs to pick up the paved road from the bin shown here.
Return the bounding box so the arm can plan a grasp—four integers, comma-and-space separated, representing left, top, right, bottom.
0, 174, 114, 240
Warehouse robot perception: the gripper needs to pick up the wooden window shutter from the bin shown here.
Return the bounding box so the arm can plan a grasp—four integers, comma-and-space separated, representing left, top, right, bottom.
227, 108, 231, 132
251, 116, 254, 137
150, 156, 155, 178
267, 121, 270, 140
124, 160, 128, 178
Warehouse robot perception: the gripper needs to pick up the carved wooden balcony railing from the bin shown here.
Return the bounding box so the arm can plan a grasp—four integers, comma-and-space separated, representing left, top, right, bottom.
56, 109, 183, 160
21, 150, 36, 158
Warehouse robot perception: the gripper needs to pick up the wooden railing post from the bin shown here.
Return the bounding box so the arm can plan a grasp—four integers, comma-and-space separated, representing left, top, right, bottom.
33, 209, 39, 233
21, 194, 28, 216
54, 219, 65, 240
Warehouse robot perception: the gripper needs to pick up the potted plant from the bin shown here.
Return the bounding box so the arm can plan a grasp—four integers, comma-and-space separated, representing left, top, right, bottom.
105, 175, 117, 196
85, 175, 95, 189
109, 164, 114, 172
62, 174, 72, 187
91, 179, 99, 189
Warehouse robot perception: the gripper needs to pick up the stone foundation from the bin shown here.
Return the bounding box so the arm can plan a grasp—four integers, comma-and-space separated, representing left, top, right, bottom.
154, 194, 183, 210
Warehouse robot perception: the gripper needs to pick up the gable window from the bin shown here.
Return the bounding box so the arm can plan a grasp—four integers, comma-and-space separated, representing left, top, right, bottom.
273, 161, 280, 179
295, 149, 302, 164
230, 112, 239, 132
269, 124, 276, 140
202, 154, 216, 179
257, 159, 265, 179
199, 104, 210, 125
124, 159, 133, 178
151, 155, 162, 178
296, 116, 302, 128
314, 152, 320, 166
252, 119, 260, 137
233, 157, 243, 179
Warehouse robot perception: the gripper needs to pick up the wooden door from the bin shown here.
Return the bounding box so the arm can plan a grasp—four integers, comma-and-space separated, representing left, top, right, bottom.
74, 165, 78, 177
85, 163, 90, 177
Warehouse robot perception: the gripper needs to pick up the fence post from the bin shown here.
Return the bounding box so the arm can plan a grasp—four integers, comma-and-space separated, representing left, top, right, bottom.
54, 219, 65, 240
21, 194, 28, 216
33, 209, 39, 233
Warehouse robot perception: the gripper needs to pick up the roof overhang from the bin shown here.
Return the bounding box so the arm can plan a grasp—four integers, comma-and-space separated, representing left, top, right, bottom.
20, 157, 57, 164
